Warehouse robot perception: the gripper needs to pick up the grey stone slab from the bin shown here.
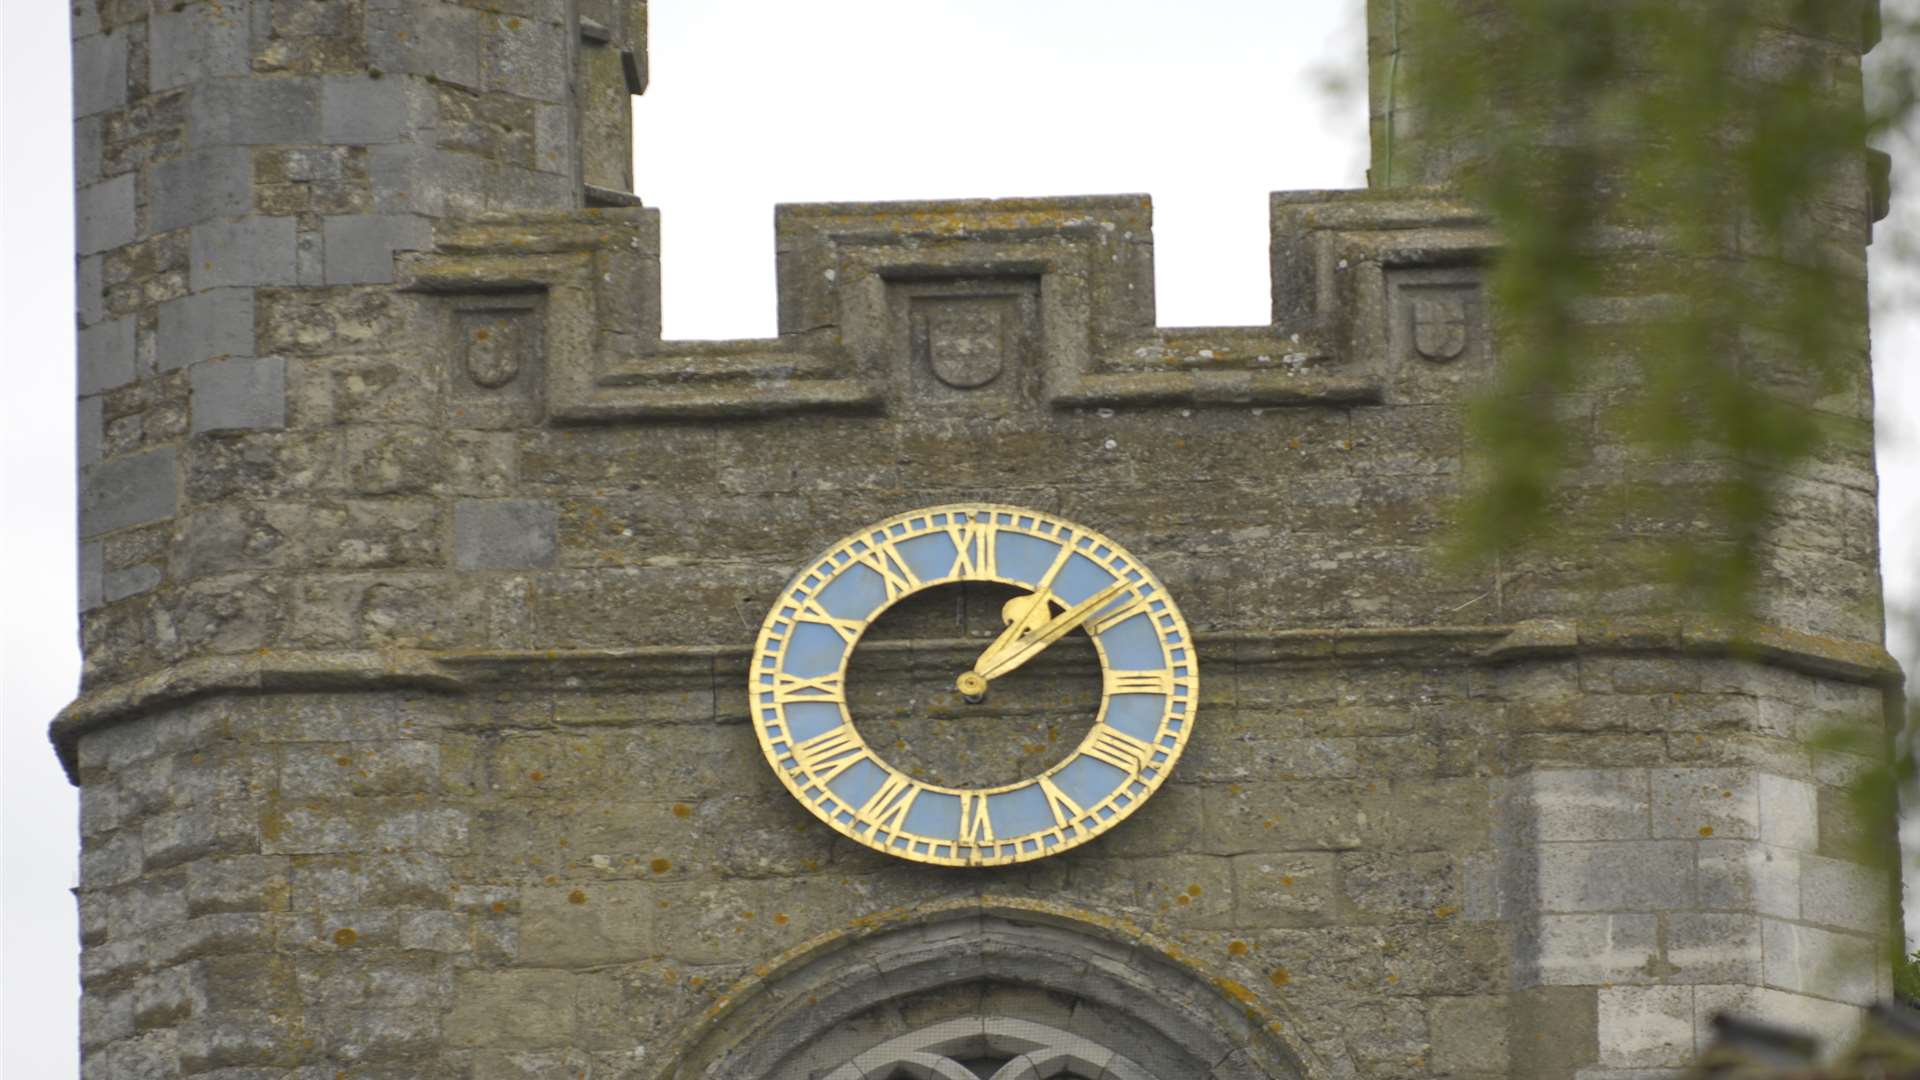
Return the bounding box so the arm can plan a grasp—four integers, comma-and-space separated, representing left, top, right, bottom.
190, 218, 299, 290
321, 213, 433, 285
1799, 852, 1886, 934
72, 33, 128, 117
191, 356, 287, 434
422, 3, 483, 88
321, 76, 416, 144
157, 288, 255, 372
150, 3, 250, 91
77, 317, 136, 395
368, 144, 490, 215
78, 397, 105, 468
533, 103, 570, 175
189, 77, 322, 146
104, 564, 164, 603
80, 448, 179, 538
77, 254, 105, 327
150, 147, 253, 234
1651, 768, 1759, 841
455, 499, 558, 569
71, 0, 100, 39
79, 541, 104, 612
1525, 769, 1650, 842
482, 15, 568, 102
296, 225, 325, 286
74, 114, 103, 185
1536, 841, 1697, 913
75, 174, 135, 255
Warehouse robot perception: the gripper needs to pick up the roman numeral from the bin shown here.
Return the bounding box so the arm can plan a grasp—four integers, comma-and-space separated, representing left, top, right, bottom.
1038, 775, 1085, 829
774, 673, 844, 703
795, 598, 865, 645
788, 726, 863, 777
949, 519, 998, 579
860, 773, 918, 834
1083, 726, 1157, 774
1104, 669, 1173, 695
855, 547, 919, 600
959, 791, 995, 846
1087, 592, 1152, 635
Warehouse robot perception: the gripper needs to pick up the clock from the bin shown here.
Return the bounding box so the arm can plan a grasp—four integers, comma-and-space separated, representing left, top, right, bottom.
749, 504, 1197, 867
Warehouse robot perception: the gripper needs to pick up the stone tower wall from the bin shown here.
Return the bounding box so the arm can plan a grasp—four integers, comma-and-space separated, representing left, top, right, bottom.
61, 2, 1899, 1078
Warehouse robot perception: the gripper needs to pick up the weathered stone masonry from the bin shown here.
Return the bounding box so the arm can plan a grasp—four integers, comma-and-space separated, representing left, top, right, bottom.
61, 1, 1901, 1077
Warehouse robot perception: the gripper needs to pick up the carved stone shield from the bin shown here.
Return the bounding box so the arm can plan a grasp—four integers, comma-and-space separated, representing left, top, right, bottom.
462, 313, 525, 389
921, 301, 1007, 389
1412, 296, 1469, 362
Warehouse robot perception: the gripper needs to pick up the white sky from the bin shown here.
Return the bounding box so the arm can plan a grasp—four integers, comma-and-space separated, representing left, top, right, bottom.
1, 3, 1913, 1075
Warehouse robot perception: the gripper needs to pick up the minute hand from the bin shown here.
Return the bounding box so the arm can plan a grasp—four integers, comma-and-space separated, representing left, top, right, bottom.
972, 580, 1130, 683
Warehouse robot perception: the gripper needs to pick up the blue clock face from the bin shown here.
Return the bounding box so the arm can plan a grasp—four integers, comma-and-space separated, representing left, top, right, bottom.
750, 504, 1198, 867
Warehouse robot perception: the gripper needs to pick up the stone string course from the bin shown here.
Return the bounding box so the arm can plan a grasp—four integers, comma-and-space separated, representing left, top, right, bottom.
63, 0, 1897, 1077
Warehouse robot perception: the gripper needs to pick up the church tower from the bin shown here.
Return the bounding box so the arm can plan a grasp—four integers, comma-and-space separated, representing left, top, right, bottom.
61, 1, 1899, 1075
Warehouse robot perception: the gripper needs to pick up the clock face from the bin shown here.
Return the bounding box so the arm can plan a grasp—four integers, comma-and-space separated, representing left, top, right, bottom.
749, 504, 1197, 867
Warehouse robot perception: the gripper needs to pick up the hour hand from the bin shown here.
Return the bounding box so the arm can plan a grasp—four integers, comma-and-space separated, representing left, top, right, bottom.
957, 591, 1055, 698
958, 579, 1128, 696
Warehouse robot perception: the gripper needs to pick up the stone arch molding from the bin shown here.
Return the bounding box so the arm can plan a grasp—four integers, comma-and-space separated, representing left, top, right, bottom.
655, 899, 1328, 1080
820, 1017, 1159, 1080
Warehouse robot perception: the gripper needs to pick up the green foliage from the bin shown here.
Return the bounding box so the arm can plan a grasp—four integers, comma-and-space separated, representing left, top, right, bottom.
1392, 0, 1917, 619
1897, 947, 1920, 1006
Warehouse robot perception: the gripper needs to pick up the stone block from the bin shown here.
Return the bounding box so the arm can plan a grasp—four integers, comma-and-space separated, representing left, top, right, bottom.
321, 76, 418, 144
75, 174, 135, 254
1757, 773, 1819, 852
1597, 986, 1692, 1068
446, 970, 583, 1047
150, 147, 252, 234
185, 855, 288, 916
78, 396, 105, 468
81, 448, 179, 539
534, 102, 569, 174
72, 33, 128, 117
321, 213, 432, 285
414, 2, 480, 87
150, 2, 250, 90
190, 218, 298, 290
455, 499, 558, 570
191, 357, 287, 433
1664, 913, 1761, 983
1338, 850, 1458, 919
79, 540, 105, 612
1530, 913, 1662, 986
296, 223, 324, 286
104, 564, 163, 603
77, 253, 105, 326
518, 883, 654, 967
77, 316, 135, 395
1536, 841, 1696, 913
1760, 919, 1879, 1005
1650, 768, 1758, 840
1427, 995, 1507, 1073
1697, 839, 1800, 919
1799, 852, 1886, 933
483, 15, 569, 101
157, 288, 255, 372
189, 77, 322, 145
289, 852, 450, 910
1525, 769, 1649, 842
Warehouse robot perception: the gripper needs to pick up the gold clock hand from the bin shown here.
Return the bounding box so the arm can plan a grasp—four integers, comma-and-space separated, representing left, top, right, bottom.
957, 591, 1056, 699
962, 579, 1130, 690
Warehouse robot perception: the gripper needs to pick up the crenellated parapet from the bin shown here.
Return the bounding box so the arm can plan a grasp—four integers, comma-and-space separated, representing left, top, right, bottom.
397, 192, 1491, 421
